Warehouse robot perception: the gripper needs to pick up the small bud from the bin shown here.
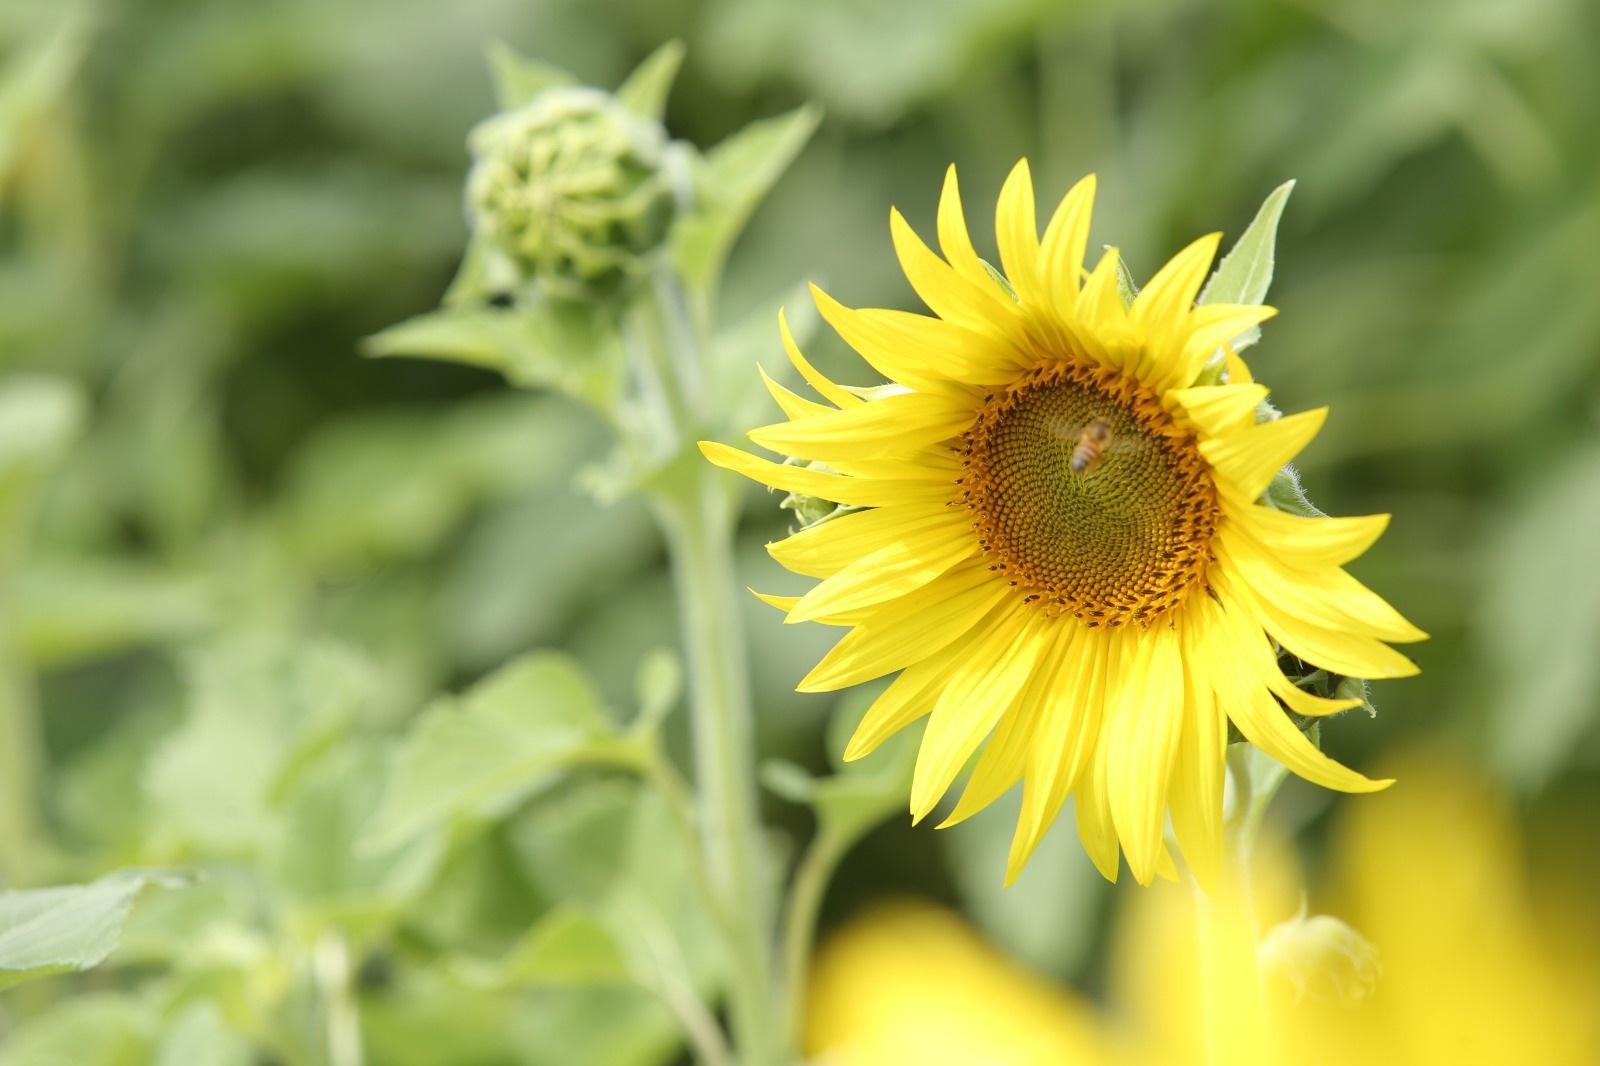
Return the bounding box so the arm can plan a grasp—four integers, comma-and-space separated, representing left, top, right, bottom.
778, 457, 857, 529
465, 87, 689, 302
1259, 910, 1381, 1008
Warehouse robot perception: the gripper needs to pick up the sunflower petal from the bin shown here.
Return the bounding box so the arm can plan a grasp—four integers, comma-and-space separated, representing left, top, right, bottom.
700, 440, 945, 508
781, 308, 859, 408
797, 564, 1010, 691
1105, 623, 1184, 885
1040, 173, 1096, 313
909, 603, 1044, 822
1200, 407, 1327, 501
747, 391, 975, 461
995, 159, 1042, 302
890, 208, 1020, 339
937, 165, 993, 289
1168, 622, 1226, 889
785, 522, 978, 624
810, 286, 1021, 389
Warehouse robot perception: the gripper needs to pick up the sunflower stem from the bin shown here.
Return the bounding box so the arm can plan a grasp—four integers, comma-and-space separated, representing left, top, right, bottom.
780, 826, 846, 1048
639, 272, 781, 1066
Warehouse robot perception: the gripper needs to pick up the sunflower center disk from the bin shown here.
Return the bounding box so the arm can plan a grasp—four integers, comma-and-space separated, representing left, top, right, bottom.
960, 363, 1219, 627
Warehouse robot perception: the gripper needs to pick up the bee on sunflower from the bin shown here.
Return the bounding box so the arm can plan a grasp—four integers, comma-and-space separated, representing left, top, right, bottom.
701, 163, 1423, 886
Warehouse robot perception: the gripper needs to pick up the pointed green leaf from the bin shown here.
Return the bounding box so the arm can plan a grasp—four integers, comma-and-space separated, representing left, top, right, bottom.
632, 647, 683, 735
615, 41, 685, 121
362, 304, 622, 409
0, 870, 188, 988
672, 104, 821, 290
364, 653, 642, 850
486, 41, 577, 111
1113, 251, 1139, 309
711, 280, 820, 435
487, 905, 631, 988
1199, 179, 1296, 352
763, 690, 920, 846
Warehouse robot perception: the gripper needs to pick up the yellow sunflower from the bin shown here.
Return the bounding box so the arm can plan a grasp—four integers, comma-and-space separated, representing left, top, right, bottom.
700, 162, 1424, 886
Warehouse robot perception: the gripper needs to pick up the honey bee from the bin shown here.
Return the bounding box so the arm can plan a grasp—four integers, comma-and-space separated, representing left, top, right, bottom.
1070, 418, 1114, 474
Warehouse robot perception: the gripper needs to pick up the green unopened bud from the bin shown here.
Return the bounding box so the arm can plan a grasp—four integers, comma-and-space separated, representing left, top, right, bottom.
1259, 910, 1381, 1008
778, 457, 858, 529
466, 87, 689, 302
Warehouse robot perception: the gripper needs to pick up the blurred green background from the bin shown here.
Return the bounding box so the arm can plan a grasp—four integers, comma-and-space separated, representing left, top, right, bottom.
3, 0, 1598, 1061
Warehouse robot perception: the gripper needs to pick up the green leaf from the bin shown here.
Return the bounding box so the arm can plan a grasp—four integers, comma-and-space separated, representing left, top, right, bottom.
279, 393, 603, 572
144, 639, 382, 853
0, 994, 152, 1066
486, 41, 577, 111
1484, 442, 1600, 791
1263, 464, 1326, 517
505, 779, 722, 1001
1113, 251, 1139, 309
710, 280, 820, 436
0, 9, 92, 186
481, 904, 630, 988
362, 304, 622, 410
154, 1003, 252, 1066
1198, 179, 1296, 352
615, 40, 685, 121
672, 104, 821, 291
632, 647, 683, 735
364, 653, 640, 851
0, 870, 188, 989
763, 689, 920, 846
269, 743, 444, 935
13, 556, 211, 668
0, 374, 84, 530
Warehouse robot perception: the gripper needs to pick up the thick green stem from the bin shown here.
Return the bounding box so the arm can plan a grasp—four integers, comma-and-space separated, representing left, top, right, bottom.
653, 479, 777, 1066
780, 828, 845, 1048
313, 932, 365, 1066
0, 624, 40, 884
633, 266, 779, 1066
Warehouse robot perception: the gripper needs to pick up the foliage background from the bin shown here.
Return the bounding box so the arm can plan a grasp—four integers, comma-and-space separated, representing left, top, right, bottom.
2, 0, 1598, 1060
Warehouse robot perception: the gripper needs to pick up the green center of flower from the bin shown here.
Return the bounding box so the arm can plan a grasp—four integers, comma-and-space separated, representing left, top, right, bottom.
960, 362, 1218, 627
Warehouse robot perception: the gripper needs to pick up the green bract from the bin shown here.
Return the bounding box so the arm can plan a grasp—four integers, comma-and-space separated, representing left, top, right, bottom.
466, 88, 689, 302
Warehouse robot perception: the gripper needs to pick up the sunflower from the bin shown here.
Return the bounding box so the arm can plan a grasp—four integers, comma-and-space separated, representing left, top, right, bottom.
700, 163, 1424, 886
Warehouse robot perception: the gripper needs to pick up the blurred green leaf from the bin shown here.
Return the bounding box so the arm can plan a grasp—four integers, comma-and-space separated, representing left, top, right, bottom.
486, 40, 578, 111
1199, 179, 1295, 353
762, 689, 919, 846
0, 869, 187, 988
13, 556, 211, 667
269, 743, 444, 935
673, 105, 820, 294
616, 40, 685, 122
144, 639, 382, 853
0, 994, 152, 1066
279, 393, 602, 573
477, 904, 630, 988
0, 374, 84, 530
0, 8, 90, 189
153, 1002, 252, 1066
1483, 442, 1600, 791
363, 303, 622, 408
711, 281, 820, 436
632, 647, 683, 735
365, 652, 640, 851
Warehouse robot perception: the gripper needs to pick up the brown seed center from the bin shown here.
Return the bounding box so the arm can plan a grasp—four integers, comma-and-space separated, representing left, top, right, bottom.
959, 362, 1218, 627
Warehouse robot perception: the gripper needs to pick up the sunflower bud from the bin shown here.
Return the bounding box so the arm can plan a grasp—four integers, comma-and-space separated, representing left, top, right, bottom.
778, 457, 858, 529
465, 87, 688, 302
1259, 910, 1381, 1008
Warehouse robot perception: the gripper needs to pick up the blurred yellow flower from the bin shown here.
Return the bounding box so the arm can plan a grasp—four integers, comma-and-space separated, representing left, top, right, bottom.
703, 161, 1422, 884
810, 758, 1599, 1066
805, 900, 1112, 1066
